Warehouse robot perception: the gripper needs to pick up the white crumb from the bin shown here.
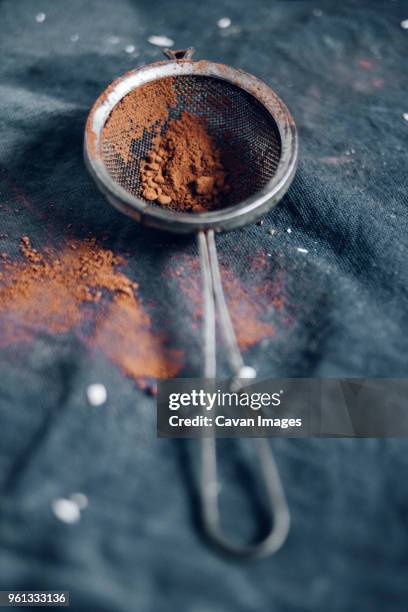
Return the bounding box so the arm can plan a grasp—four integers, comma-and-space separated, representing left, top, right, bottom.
86, 383, 107, 406
51, 498, 81, 524
148, 35, 174, 47
217, 17, 231, 28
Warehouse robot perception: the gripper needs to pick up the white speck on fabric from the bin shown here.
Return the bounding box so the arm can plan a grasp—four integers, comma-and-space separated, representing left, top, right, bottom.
86, 383, 107, 406
51, 499, 81, 524
217, 17, 231, 29
147, 35, 174, 47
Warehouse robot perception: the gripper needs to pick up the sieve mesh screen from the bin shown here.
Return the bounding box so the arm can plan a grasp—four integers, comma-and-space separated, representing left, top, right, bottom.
101, 75, 282, 210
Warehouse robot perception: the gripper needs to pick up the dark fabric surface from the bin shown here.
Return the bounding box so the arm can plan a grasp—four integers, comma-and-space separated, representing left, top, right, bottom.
0, 0, 408, 610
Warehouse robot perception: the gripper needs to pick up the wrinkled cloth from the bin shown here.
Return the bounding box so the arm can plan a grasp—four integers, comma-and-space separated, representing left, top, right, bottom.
0, 0, 408, 611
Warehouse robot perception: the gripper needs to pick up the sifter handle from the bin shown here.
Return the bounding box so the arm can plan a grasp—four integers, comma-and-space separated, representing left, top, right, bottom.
197, 230, 290, 559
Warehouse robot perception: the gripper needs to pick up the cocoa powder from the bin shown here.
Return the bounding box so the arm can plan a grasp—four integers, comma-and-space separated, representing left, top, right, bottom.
168, 255, 278, 350
0, 237, 182, 384
139, 111, 231, 212
102, 78, 177, 163
101, 77, 233, 211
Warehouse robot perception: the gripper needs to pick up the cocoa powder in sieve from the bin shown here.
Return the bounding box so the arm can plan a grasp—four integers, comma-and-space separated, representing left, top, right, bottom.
101, 77, 232, 211
102, 78, 177, 163
140, 111, 231, 212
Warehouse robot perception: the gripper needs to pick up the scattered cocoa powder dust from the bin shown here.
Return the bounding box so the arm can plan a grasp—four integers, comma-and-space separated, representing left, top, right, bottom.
102, 78, 177, 163
140, 111, 231, 212
86, 291, 182, 380
168, 255, 281, 350
0, 237, 182, 384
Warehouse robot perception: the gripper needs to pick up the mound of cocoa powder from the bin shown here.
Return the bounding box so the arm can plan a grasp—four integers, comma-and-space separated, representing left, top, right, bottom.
139, 111, 231, 212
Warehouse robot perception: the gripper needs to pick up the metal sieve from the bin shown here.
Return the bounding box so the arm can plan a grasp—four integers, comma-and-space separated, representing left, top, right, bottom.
84, 48, 298, 559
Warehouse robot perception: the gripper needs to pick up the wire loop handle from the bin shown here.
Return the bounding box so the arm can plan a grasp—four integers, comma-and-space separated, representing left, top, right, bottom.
197, 230, 290, 559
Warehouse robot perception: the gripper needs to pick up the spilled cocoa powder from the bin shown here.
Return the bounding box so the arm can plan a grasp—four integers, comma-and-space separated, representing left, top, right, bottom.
86, 291, 181, 383
0, 237, 285, 387
168, 254, 282, 350
140, 111, 230, 212
0, 237, 182, 384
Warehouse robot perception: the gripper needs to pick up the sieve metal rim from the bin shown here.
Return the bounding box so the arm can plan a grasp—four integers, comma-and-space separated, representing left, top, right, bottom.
84, 58, 298, 234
